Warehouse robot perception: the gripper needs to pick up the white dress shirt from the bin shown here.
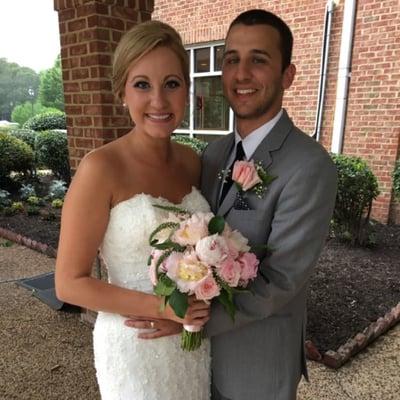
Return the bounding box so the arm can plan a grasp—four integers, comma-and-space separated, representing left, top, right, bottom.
219, 109, 283, 202
227, 109, 283, 165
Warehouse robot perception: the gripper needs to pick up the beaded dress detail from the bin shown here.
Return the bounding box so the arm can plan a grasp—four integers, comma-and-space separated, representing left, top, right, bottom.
93, 188, 211, 400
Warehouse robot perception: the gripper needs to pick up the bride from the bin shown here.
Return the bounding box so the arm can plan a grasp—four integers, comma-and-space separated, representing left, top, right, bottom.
55, 21, 211, 399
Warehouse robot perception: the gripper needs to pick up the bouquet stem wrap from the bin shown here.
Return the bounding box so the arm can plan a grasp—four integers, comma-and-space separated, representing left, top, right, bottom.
182, 324, 202, 351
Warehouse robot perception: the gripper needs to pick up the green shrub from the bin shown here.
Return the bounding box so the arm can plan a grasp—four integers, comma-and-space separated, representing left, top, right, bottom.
393, 160, 400, 200
51, 198, 63, 208
26, 196, 42, 206
0, 133, 34, 179
9, 129, 37, 149
35, 130, 71, 183
23, 111, 66, 131
0, 124, 18, 135
11, 102, 60, 126
172, 135, 208, 155
331, 154, 380, 246
11, 201, 24, 213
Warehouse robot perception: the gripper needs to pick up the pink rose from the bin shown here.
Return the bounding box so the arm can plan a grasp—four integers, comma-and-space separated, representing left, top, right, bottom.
194, 275, 220, 301
238, 252, 259, 286
216, 257, 241, 287
172, 212, 212, 246
164, 252, 184, 273
232, 160, 262, 191
166, 251, 210, 293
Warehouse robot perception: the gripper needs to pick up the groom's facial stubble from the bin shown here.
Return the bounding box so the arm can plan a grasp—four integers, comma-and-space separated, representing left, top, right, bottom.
222, 24, 295, 136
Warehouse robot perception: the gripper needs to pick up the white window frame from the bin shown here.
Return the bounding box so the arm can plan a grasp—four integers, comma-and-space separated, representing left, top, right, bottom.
175, 41, 234, 138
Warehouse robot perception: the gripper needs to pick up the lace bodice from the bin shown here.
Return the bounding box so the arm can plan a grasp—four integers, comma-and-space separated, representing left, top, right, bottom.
100, 187, 211, 290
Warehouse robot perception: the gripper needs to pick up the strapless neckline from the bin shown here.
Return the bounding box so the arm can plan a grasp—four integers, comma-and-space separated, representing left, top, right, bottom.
110, 186, 199, 212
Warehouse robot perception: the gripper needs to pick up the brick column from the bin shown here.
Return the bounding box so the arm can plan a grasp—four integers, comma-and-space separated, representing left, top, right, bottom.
54, 0, 154, 170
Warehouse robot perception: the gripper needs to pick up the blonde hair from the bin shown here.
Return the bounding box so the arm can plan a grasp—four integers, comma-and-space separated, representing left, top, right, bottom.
112, 20, 189, 102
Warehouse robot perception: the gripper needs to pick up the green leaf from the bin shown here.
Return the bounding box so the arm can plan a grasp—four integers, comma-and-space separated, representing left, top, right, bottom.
168, 288, 189, 318
152, 240, 186, 252
154, 275, 176, 296
217, 288, 236, 321
149, 222, 180, 246
152, 204, 190, 215
258, 169, 277, 185
154, 250, 172, 274
208, 215, 225, 235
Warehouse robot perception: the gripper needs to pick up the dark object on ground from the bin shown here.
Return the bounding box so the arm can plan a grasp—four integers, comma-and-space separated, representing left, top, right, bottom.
17, 271, 79, 312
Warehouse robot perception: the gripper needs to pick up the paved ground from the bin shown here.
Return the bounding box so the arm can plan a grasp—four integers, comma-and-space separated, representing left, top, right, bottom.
1, 237, 399, 399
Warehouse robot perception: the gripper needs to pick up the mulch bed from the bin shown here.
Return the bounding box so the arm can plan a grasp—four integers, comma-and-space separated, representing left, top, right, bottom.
0, 211, 399, 368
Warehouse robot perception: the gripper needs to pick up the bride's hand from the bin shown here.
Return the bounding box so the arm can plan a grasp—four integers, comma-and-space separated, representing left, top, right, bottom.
166, 296, 211, 327
124, 317, 183, 339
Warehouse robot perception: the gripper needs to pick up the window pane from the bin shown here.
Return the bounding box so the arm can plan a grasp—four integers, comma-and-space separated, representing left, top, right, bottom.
179, 103, 190, 129
194, 48, 210, 72
214, 46, 224, 71
194, 76, 229, 131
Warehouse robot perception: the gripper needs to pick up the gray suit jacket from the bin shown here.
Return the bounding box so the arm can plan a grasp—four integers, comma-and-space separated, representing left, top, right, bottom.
201, 110, 337, 400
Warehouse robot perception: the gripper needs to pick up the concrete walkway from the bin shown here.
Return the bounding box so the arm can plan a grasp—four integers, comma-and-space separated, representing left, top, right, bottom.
1, 237, 399, 399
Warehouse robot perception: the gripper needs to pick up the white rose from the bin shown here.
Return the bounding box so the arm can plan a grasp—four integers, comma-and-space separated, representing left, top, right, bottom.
195, 234, 229, 266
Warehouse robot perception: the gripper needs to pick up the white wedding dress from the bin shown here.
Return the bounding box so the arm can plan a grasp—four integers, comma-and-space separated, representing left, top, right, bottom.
93, 188, 211, 400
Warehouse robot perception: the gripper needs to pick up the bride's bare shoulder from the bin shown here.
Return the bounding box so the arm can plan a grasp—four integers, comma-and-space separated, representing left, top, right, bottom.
73, 135, 129, 185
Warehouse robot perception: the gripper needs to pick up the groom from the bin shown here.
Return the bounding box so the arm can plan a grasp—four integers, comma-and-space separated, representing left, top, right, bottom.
125, 9, 337, 400
200, 9, 337, 400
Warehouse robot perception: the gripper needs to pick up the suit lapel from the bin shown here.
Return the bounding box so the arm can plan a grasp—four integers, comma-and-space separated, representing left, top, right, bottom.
217, 109, 294, 216
210, 133, 235, 213
217, 180, 239, 216
250, 109, 293, 166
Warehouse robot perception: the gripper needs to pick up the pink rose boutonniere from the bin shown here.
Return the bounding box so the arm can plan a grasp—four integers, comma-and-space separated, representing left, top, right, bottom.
232, 160, 277, 198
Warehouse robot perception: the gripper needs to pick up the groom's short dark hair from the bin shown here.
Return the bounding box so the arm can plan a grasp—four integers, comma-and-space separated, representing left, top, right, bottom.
227, 9, 293, 71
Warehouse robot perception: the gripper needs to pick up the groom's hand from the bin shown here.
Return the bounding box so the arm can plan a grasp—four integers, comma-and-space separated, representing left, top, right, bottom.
124, 317, 183, 339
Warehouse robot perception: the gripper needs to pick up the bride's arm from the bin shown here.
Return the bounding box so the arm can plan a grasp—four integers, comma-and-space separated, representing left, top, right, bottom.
55, 151, 208, 326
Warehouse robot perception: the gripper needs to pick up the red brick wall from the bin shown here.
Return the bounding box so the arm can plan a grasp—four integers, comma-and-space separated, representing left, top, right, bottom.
340, 0, 400, 222
153, 0, 400, 223
54, 0, 154, 170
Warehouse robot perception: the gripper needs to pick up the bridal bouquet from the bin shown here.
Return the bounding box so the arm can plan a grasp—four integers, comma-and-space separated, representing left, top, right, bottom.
148, 204, 259, 351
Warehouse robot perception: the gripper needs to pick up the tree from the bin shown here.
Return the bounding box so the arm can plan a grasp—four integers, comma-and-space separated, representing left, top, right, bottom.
0, 58, 40, 120
38, 55, 64, 111
11, 101, 59, 126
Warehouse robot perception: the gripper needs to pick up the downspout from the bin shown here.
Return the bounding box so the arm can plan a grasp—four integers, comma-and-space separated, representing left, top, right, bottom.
314, 0, 336, 141
331, 0, 357, 154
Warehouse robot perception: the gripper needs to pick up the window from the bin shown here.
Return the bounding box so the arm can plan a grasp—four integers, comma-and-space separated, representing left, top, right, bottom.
175, 43, 234, 138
